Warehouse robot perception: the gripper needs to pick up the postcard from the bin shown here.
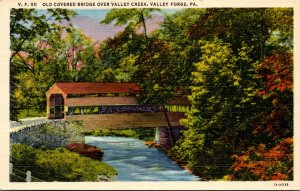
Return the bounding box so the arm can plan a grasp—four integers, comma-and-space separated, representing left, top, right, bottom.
0, 0, 299, 190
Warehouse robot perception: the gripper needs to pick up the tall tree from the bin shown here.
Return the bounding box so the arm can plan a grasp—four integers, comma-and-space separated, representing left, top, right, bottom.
10, 9, 75, 120
10, 9, 75, 65
173, 39, 259, 179
101, 8, 159, 39
229, 52, 293, 180
172, 8, 293, 180
134, 39, 180, 104
157, 9, 205, 87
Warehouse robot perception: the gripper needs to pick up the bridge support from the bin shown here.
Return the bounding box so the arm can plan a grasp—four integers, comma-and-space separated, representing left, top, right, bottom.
154, 126, 185, 148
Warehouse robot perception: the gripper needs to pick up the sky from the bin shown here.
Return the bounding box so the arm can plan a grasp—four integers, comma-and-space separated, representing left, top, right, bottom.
69, 9, 179, 42
74, 9, 179, 20
75, 9, 111, 20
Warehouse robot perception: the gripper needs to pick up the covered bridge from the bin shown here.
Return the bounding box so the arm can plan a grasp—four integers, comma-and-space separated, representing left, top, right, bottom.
46, 82, 190, 129
46, 82, 141, 119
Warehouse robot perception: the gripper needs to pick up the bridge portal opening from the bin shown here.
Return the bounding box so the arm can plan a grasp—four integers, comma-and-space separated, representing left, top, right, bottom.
49, 94, 64, 119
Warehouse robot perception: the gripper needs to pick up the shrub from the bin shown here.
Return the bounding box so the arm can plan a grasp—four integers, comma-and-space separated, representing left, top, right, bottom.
11, 144, 117, 182
229, 138, 293, 180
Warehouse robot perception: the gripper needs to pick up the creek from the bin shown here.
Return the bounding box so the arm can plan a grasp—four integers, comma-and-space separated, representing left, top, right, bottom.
85, 136, 200, 181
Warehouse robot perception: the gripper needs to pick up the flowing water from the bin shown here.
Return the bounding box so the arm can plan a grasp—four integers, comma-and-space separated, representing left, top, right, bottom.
85, 136, 200, 181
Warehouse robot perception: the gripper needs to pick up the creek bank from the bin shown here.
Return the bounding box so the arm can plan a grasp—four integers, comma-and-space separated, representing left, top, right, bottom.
10, 121, 117, 182
144, 140, 204, 180
11, 144, 117, 182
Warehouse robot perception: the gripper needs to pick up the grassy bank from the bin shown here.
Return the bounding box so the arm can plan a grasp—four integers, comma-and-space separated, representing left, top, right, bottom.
11, 144, 117, 182
84, 128, 156, 141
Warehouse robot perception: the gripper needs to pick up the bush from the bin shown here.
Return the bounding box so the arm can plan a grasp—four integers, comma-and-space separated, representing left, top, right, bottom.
11, 144, 117, 182
17, 109, 46, 119
228, 138, 293, 180
10, 144, 38, 182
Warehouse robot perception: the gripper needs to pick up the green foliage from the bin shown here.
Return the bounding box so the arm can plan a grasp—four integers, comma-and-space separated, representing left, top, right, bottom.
10, 9, 75, 57
101, 8, 159, 39
114, 54, 139, 82
172, 8, 293, 180
159, 9, 204, 46
38, 121, 83, 137
10, 8, 293, 181
172, 39, 259, 179
85, 128, 155, 141
11, 144, 117, 182
157, 9, 205, 86
10, 12, 105, 120
100, 9, 194, 104
44, 27, 103, 82
134, 39, 179, 104
227, 51, 293, 180
17, 109, 46, 119
10, 9, 76, 120
13, 67, 50, 113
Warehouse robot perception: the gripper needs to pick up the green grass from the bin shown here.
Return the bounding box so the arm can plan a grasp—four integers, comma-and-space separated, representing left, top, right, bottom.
11, 144, 117, 182
17, 109, 46, 119
85, 128, 156, 141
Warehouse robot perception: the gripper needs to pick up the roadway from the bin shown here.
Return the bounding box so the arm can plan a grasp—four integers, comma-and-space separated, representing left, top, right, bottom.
10, 117, 50, 133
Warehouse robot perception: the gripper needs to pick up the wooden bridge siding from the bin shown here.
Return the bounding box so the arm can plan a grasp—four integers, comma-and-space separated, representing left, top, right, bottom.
66, 112, 186, 130
66, 97, 138, 106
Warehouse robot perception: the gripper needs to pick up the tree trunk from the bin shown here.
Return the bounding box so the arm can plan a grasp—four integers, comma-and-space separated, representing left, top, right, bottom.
140, 11, 148, 39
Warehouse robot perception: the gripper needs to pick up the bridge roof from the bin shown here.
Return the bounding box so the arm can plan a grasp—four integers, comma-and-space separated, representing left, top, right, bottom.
51, 82, 141, 95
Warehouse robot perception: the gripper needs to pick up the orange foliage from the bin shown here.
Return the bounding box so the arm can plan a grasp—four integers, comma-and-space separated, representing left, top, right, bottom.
257, 52, 293, 97
253, 52, 293, 139
229, 138, 293, 180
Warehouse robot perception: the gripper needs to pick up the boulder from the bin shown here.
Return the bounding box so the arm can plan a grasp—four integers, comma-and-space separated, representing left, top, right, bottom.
65, 143, 103, 160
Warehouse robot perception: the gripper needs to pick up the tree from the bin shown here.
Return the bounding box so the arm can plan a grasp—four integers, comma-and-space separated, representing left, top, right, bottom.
114, 54, 139, 82
45, 27, 102, 82
172, 39, 259, 179
159, 9, 205, 47
14, 69, 50, 116
10, 9, 75, 65
99, 27, 145, 72
229, 138, 293, 180
101, 8, 159, 39
157, 9, 205, 87
134, 39, 180, 104
228, 52, 293, 180
172, 8, 293, 180
100, 9, 203, 104
10, 9, 76, 120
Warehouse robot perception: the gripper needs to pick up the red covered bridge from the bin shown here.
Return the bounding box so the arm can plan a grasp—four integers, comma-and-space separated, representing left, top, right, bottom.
46, 82, 190, 129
